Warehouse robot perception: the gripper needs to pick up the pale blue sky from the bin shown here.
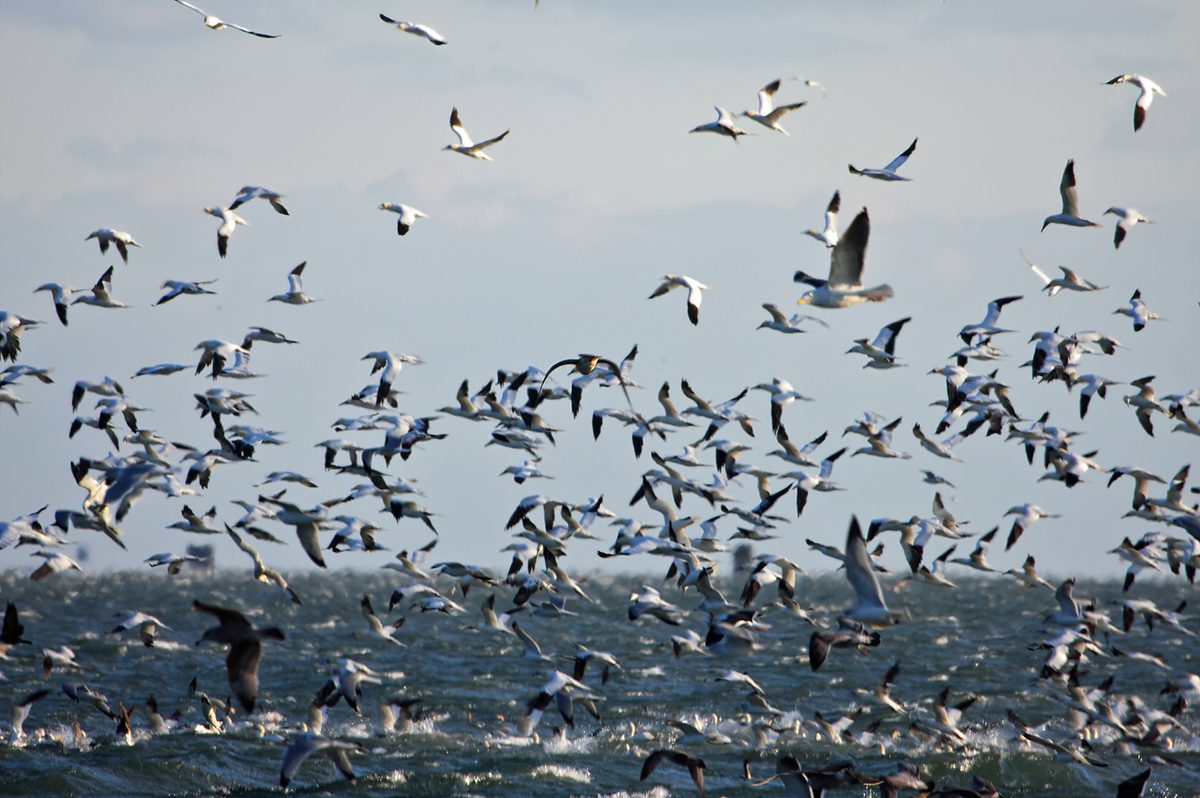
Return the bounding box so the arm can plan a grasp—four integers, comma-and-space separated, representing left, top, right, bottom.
1, 1, 1197, 581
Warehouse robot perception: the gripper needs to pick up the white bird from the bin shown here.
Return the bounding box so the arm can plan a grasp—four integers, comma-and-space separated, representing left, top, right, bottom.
378, 202, 428, 236
30, 550, 83, 580
846, 317, 911, 369
172, 0, 280, 37
1113, 289, 1163, 333
269, 262, 318, 305
1105, 73, 1166, 131
0, 312, 38, 363
444, 107, 508, 160
648, 275, 709, 326
84, 228, 140, 264
228, 186, 289, 214
71, 266, 128, 310
849, 138, 916, 181
741, 79, 806, 135
1103, 207, 1152, 249
803, 191, 840, 247
1022, 251, 1105, 296
34, 282, 79, 325
279, 733, 362, 788
958, 295, 1022, 343
842, 517, 903, 625
362, 351, 424, 407
156, 279, 217, 306
794, 208, 893, 307
110, 611, 171, 647
203, 206, 249, 258
689, 106, 748, 140
378, 14, 446, 45
756, 303, 827, 334
1041, 159, 1100, 230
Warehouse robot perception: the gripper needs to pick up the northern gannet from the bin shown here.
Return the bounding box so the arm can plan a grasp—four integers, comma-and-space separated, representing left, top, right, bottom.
0, 312, 38, 363
803, 190, 840, 247
172, 0, 280, 37
741, 78, 806, 135
649, 274, 709, 326
156, 279, 217, 305
378, 202, 428, 235
84, 228, 140, 264
228, 186, 289, 214
1042, 159, 1100, 230
71, 266, 128, 310
794, 208, 893, 307
379, 14, 446, 45
34, 283, 79, 325
1105, 73, 1166, 131
279, 733, 362, 788
268, 262, 318, 305
689, 106, 748, 140
849, 138, 916, 181
846, 317, 911, 369
1113, 289, 1163, 333
1103, 207, 1152, 249
1023, 251, 1106, 296
203, 206, 249, 258
444, 107, 508, 160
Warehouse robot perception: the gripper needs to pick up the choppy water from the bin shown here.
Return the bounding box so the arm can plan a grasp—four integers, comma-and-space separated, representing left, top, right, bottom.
1, 569, 1197, 797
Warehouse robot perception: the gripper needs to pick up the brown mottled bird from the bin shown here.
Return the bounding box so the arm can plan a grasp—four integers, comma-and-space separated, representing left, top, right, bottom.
193, 599, 285, 713
640, 749, 707, 797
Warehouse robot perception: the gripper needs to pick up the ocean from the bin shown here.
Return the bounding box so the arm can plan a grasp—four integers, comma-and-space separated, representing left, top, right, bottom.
0, 569, 1196, 797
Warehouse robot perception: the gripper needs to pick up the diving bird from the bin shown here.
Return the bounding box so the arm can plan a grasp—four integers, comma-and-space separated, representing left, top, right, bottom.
689, 106, 748, 140
379, 14, 446, 45
649, 275, 709, 326
794, 209, 893, 307
172, 0, 280, 37
1042, 160, 1100, 230
741, 78, 806, 135
1104, 207, 1152, 249
444, 107, 508, 160
1105, 73, 1166, 131
803, 191, 840, 247
227, 186, 289, 214
378, 202, 428, 236
849, 138, 916, 181
193, 599, 285, 713
84, 228, 140, 264
203, 206, 249, 258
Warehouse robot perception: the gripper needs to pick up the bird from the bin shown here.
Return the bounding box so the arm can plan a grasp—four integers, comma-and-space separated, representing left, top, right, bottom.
1113, 289, 1163, 333
689, 106, 748, 140
156, 279, 217, 306
378, 14, 446, 45
849, 138, 917, 181
1023, 251, 1105, 296
192, 599, 285, 713
360, 595, 403, 645
1042, 160, 1100, 230
203, 206, 249, 258
1103, 207, 1152, 249
30, 550, 83, 580
741, 79, 806, 135
378, 202, 428, 236
540, 354, 633, 411
1105, 73, 1166, 131
846, 317, 911, 369
33, 282, 79, 325
227, 186, 289, 214
0, 312, 38, 363
803, 190, 840, 247
226, 525, 302, 604
757, 303, 827, 334
172, 0, 280, 37
640, 749, 707, 798
958, 296, 1022, 343
109, 611, 171, 647
268, 262, 318, 305
71, 266, 128, 310
84, 228, 140, 264
444, 107, 508, 160
280, 733, 362, 788
843, 517, 903, 625
648, 275, 709, 325
794, 208, 892, 307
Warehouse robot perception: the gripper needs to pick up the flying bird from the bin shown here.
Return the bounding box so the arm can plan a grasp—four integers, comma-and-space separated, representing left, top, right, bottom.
193, 599, 285, 713
794, 208, 892, 307
172, 0, 280, 37
1103, 207, 1153, 249
803, 191, 840, 247
227, 186, 289, 214
1105, 73, 1166, 131
649, 275, 709, 326
84, 229, 140, 264
378, 202, 428, 236
849, 138, 916, 181
1042, 159, 1100, 230
203, 206, 249, 258
741, 79, 806, 135
268, 262, 318, 305
689, 106, 748, 140
379, 14, 446, 45
444, 107, 508, 160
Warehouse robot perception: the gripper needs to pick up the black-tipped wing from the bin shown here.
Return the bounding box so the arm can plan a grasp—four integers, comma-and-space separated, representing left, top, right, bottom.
828, 209, 869, 287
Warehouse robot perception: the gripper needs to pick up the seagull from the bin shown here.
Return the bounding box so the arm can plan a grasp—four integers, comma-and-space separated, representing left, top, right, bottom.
849, 138, 917, 181
378, 14, 446, 45
203, 206, 249, 258
689, 106, 748, 140
378, 202, 428, 236
172, 0, 280, 37
84, 228, 140, 264
794, 208, 892, 307
1103, 207, 1153, 249
649, 275, 709, 326
34, 282, 79, 325
741, 79, 806, 135
268, 262, 318, 305
1105, 73, 1166, 131
156, 279, 217, 305
1113, 289, 1163, 333
1042, 159, 1100, 230
842, 517, 903, 625
803, 191, 840, 247
280, 733, 362, 788
193, 599, 285, 713
443, 107, 508, 160
227, 186, 289, 214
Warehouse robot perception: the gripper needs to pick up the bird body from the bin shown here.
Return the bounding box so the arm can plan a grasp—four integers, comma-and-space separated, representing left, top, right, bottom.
444, 107, 508, 160
849, 138, 916, 181
1106, 73, 1165, 131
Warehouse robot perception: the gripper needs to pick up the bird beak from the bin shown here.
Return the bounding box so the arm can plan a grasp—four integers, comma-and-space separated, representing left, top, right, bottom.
796, 297, 811, 305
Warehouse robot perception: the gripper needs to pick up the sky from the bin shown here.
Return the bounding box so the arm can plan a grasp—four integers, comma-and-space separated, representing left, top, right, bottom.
0, 0, 1197, 583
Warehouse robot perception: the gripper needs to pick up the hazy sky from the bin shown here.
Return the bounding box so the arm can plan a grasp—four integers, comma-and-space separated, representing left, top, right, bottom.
1, 1, 1197, 583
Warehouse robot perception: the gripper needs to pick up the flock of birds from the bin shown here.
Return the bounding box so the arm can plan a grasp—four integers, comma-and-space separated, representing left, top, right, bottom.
0, 3, 1196, 797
